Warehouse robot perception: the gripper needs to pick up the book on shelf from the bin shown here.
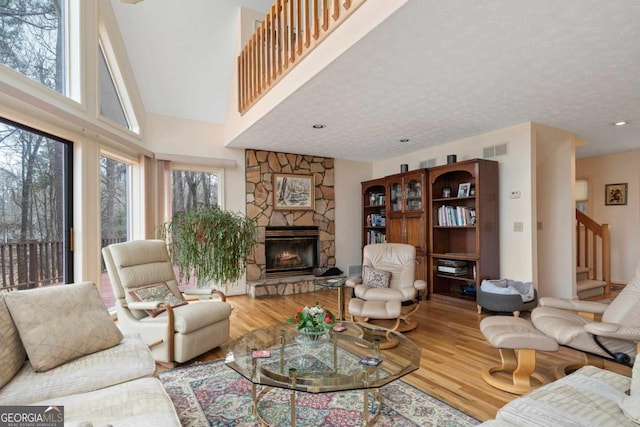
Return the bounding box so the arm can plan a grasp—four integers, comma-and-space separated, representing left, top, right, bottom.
437, 205, 476, 226
367, 230, 386, 244
370, 213, 385, 227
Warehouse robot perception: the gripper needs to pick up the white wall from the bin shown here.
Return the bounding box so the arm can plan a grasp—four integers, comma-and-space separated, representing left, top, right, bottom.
372, 123, 536, 283
334, 159, 373, 275
534, 124, 575, 298
577, 150, 640, 283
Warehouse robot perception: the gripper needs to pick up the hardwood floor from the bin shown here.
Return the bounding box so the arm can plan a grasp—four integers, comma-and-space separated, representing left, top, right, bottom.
160, 288, 632, 422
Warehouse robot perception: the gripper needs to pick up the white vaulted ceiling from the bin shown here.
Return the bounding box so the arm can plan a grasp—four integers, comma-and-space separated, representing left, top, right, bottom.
113, 0, 640, 162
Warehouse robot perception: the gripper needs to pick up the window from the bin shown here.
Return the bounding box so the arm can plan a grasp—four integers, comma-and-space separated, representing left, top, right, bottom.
0, 117, 73, 290
100, 154, 131, 308
0, 0, 67, 94
172, 169, 220, 215
98, 46, 129, 129
575, 179, 588, 214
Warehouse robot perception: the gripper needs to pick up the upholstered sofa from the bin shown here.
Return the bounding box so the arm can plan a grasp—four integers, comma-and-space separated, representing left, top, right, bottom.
480, 358, 639, 426
0, 282, 180, 426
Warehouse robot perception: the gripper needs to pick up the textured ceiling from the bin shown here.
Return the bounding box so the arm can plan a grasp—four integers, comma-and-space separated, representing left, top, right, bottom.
114, 0, 640, 162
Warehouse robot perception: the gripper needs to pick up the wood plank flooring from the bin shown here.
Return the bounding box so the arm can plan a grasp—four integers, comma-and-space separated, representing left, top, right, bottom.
159, 288, 632, 422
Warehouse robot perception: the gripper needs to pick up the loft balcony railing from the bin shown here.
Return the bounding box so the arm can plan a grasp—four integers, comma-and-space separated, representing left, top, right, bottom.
238, 0, 367, 114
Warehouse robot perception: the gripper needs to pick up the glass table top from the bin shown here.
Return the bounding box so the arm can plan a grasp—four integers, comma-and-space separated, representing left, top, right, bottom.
313, 276, 347, 289
224, 321, 421, 394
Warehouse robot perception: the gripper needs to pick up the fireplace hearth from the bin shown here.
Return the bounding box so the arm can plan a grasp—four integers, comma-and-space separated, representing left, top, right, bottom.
265, 226, 319, 278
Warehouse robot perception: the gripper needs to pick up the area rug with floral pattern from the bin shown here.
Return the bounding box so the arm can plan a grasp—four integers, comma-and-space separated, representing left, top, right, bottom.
159, 358, 479, 426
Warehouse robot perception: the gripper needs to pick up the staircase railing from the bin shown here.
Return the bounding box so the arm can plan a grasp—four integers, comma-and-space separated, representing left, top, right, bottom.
238, 0, 367, 114
576, 209, 610, 295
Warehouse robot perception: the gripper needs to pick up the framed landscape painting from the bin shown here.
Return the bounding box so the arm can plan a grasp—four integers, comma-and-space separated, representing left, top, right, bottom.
274, 173, 315, 210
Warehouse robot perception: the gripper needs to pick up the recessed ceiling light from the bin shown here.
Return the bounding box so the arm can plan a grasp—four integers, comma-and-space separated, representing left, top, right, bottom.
613, 121, 629, 126
400, 138, 410, 142
312, 124, 326, 129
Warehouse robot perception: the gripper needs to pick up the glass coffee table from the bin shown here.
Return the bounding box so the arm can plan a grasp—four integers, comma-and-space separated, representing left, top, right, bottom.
225, 321, 421, 426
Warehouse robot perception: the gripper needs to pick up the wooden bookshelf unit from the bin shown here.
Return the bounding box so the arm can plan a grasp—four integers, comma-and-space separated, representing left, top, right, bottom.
428, 159, 499, 300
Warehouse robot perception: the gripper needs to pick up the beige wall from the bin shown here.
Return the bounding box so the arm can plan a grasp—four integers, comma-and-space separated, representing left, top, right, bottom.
534, 125, 576, 298
334, 159, 373, 274
577, 150, 640, 283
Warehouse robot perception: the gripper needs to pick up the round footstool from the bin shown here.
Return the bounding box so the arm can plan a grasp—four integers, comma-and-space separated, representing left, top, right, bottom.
480, 316, 558, 395
348, 298, 402, 349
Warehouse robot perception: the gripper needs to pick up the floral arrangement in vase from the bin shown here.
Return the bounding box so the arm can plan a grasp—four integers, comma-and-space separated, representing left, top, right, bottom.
287, 302, 335, 332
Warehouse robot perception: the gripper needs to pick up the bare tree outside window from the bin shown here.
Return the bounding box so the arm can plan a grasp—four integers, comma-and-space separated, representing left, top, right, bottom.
172, 170, 219, 215
100, 156, 129, 308
0, 0, 66, 94
0, 120, 68, 289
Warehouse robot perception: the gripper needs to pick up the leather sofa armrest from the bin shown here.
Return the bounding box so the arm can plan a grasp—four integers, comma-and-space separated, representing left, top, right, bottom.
345, 277, 362, 288
413, 279, 427, 291
585, 322, 640, 341
538, 296, 608, 313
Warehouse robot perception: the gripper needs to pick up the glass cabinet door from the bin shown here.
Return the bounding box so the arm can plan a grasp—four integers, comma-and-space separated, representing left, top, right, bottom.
389, 182, 402, 212
405, 179, 422, 211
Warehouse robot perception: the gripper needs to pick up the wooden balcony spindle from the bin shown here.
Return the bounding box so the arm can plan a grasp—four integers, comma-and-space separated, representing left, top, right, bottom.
332, 0, 340, 21
322, 0, 329, 31
277, 0, 283, 75
312, 0, 319, 40
289, 0, 296, 63
296, 0, 302, 55
304, 0, 311, 47
283, 0, 289, 69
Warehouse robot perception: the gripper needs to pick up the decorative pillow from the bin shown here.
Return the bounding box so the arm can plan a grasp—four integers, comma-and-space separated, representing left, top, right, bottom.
5, 282, 123, 372
362, 266, 392, 288
0, 295, 26, 387
128, 283, 187, 317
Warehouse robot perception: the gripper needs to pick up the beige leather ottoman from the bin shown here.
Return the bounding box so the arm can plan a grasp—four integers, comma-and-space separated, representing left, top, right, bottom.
480, 316, 558, 394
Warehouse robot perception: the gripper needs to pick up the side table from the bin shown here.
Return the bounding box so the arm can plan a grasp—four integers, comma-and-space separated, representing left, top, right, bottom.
313, 276, 347, 321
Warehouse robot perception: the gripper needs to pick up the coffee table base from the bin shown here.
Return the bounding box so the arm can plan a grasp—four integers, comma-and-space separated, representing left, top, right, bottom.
252, 384, 382, 427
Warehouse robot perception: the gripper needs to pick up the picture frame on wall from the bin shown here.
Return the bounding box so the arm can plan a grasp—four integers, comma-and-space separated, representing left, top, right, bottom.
273, 173, 315, 210
457, 182, 471, 198
605, 183, 627, 206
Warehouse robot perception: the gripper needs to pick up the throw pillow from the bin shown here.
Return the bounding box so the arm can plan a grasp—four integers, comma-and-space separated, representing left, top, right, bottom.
0, 295, 26, 387
128, 283, 187, 317
5, 282, 123, 372
362, 265, 392, 288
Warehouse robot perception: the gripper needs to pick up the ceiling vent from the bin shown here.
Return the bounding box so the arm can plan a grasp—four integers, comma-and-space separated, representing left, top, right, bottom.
483, 142, 509, 159
420, 158, 437, 168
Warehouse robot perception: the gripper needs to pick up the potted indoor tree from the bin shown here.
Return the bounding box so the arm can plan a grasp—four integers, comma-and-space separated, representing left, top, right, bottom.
161, 205, 257, 289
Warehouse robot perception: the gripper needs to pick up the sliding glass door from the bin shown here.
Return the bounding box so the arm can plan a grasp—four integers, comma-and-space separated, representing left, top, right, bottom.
0, 118, 73, 290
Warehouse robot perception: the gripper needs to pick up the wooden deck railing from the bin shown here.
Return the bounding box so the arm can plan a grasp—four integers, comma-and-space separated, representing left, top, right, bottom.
238, 0, 367, 114
0, 238, 125, 291
576, 209, 610, 295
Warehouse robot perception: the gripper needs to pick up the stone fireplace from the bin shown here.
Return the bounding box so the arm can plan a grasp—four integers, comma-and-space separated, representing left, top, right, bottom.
245, 150, 335, 297
265, 226, 319, 278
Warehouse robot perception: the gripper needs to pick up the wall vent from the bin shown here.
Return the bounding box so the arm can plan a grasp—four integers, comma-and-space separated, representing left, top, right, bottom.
420, 158, 437, 168
483, 142, 509, 158
348, 265, 362, 277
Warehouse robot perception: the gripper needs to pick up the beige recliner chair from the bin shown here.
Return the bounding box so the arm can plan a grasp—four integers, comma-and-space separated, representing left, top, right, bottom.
102, 239, 232, 367
531, 261, 640, 376
346, 243, 426, 340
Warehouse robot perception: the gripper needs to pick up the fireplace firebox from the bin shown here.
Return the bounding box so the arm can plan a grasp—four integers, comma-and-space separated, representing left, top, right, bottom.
265, 226, 319, 278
